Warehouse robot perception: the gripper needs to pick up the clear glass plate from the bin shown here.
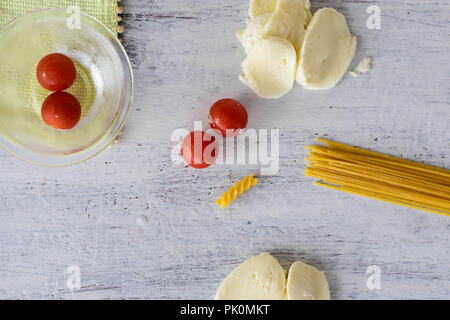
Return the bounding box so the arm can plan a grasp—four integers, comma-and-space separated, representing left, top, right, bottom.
0, 8, 133, 166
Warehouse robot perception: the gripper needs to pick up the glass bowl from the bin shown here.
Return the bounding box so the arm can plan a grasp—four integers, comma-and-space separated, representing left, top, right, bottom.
0, 8, 133, 166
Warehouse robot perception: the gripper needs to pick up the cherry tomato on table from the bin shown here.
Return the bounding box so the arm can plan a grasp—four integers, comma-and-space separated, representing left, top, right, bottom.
181, 131, 218, 169
41, 91, 81, 130
208, 98, 248, 137
36, 53, 77, 91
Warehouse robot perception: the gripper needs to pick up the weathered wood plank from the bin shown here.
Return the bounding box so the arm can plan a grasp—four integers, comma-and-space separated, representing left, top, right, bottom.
0, 0, 448, 299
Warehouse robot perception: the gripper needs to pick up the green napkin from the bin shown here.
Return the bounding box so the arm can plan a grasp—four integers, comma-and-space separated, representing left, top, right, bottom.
0, 0, 118, 35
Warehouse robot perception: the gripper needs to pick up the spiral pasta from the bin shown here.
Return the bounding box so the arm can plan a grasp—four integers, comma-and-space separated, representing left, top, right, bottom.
216, 174, 258, 209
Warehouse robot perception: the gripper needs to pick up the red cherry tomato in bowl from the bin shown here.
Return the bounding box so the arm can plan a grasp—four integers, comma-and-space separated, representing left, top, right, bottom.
208, 99, 248, 137
36, 53, 76, 91
181, 131, 218, 169
41, 91, 81, 130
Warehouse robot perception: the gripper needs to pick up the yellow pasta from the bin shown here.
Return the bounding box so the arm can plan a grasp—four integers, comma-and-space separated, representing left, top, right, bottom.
306, 139, 450, 217
216, 174, 258, 209
315, 182, 450, 217
318, 138, 450, 175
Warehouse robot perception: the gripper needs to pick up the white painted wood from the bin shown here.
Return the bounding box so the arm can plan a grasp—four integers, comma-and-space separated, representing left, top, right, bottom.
0, 0, 448, 299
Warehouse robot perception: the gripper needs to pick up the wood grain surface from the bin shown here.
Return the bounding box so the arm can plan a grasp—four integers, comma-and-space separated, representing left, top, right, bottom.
0, 0, 448, 299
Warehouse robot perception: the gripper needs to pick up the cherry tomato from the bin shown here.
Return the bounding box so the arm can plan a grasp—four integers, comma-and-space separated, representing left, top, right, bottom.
36, 53, 76, 91
208, 99, 248, 137
181, 131, 218, 169
41, 91, 81, 130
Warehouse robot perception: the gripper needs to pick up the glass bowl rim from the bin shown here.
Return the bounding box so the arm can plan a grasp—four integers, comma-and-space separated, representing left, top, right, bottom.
0, 7, 134, 166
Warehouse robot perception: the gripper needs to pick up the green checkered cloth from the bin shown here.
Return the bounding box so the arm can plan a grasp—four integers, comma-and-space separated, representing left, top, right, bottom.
0, 0, 118, 35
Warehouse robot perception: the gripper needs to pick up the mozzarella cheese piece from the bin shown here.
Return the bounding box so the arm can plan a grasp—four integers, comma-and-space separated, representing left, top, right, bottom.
249, 0, 277, 18
286, 261, 330, 300
240, 0, 311, 55
296, 8, 357, 89
265, 0, 312, 53
241, 37, 296, 98
240, 1, 358, 96
237, 14, 272, 54
216, 253, 286, 300
349, 57, 372, 77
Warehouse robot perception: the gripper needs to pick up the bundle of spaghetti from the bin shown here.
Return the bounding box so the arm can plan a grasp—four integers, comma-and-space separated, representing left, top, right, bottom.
216, 174, 258, 209
305, 138, 450, 217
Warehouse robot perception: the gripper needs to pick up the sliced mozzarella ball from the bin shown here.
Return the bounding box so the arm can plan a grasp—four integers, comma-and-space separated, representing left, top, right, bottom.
286, 261, 330, 300
216, 253, 286, 300
237, 14, 272, 54
277, 0, 311, 15
249, 0, 277, 18
241, 37, 296, 98
265, 0, 312, 53
296, 7, 357, 89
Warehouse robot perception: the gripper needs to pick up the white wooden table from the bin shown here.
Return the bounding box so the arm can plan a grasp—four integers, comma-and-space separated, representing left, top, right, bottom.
0, 0, 448, 299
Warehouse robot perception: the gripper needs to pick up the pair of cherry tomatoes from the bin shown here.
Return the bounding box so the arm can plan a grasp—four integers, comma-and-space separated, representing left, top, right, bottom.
181, 99, 248, 169
36, 53, 81, 130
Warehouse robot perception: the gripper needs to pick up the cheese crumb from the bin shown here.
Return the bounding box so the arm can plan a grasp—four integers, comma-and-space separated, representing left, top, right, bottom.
350, 57, 372, 77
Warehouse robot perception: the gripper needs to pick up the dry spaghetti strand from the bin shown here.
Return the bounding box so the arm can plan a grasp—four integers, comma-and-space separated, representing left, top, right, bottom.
306, 154, 450, 191
318, 138, 450, 175
309, 161, 450, 200
309, 145, 450, 181
305, 167, 450, 209
306, 139, 450, 217
315, 182, 450, 218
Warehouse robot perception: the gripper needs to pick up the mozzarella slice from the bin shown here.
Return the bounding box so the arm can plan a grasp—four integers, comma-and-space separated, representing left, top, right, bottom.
237, 14, 272, 54
296, 7, 357, 89
265, 0, 312, 53
249, 0, 277, 18
216, 253, 286, 300
286, 261, 330, 300
241, 37, 296, 98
